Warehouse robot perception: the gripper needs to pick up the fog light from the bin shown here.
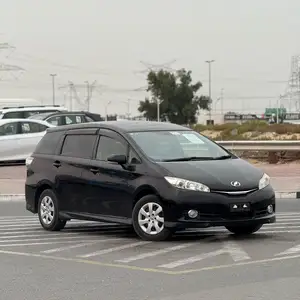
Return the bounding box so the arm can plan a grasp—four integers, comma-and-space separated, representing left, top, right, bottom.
188, 209, 198, 218
267, 205, 274, 214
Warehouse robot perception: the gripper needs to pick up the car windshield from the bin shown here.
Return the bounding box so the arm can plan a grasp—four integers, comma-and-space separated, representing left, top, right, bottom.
129, 130, 230, 162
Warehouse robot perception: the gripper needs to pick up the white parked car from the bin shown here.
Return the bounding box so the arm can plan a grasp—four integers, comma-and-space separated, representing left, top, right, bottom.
0, 119, 55, 162
0, 105, 67, 119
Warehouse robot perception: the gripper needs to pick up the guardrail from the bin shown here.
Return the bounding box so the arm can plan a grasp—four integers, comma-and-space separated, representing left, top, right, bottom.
216, 140, 300, 151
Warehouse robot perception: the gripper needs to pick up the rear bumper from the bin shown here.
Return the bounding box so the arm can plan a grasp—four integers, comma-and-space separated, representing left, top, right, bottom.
25, 184, 37, 213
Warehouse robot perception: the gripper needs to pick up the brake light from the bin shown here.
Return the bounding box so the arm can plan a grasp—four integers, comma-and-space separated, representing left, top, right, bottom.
25, 157, 34, 167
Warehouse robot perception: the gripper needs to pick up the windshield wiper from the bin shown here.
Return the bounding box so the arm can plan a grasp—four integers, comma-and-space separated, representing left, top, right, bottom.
212, 155, 232, 160
161, 157, 214, 162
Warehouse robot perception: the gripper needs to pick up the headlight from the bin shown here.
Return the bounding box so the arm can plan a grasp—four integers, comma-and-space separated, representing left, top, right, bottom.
259, 173, 270, 190
164, 176, 210, 192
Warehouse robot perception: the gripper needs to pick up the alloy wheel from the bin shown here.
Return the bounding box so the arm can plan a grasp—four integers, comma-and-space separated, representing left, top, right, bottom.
40, 195, 55, 225
138, 202, 165, 235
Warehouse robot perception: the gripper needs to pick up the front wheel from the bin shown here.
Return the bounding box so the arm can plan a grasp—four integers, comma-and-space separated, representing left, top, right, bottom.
225, 224, 263, 235
132, 195, 172, 241
37, 189, 66, 231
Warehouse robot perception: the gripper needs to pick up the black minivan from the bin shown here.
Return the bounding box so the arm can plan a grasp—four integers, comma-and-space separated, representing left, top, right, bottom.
25, 121, 276, 241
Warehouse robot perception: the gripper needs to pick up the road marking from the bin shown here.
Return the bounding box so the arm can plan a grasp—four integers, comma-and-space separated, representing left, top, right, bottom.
115, 243, 193, 263
0, 249, 175, 274
159, 241, 250, 269
0, 241, 87, 247
41, 238, 123, 254
0, 233, 83, 239
276, 244, 300, 256
1, 247, 300, 275
273, 218, 300, 222
276, 213, 300, 216
78, 241, 151, 258
264, 222, 300, 226
0, 220, 95, 225
0, 235, 101, 243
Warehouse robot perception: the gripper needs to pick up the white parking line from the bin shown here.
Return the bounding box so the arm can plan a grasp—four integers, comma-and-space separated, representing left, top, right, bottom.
78, 241, 151, 258
0, 233, 84, 239
0, 240, 92, 247
159, 241, 250, 269
41, 238, 123, 254
0, 235, 98, 243
116, 244, 193, 263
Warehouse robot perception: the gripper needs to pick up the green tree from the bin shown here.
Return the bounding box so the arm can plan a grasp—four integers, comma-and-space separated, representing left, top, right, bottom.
138, 68, 211, 124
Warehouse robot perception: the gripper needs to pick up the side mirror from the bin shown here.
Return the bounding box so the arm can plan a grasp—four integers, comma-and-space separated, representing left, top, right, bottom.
107, 154, 127, 165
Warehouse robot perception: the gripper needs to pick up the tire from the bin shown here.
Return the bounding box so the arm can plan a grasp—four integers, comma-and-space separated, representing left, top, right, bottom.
37, 189, 66, 231
132, 195, 172, 241
225, 224, 263, 235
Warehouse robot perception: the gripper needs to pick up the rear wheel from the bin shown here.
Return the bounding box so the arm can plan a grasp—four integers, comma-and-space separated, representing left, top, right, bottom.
37, 189, 66, 231
132, 195, 172, 241
225, 224, 262, 235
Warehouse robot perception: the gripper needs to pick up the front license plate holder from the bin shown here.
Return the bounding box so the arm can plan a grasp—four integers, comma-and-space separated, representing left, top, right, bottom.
229, 202, 251, 212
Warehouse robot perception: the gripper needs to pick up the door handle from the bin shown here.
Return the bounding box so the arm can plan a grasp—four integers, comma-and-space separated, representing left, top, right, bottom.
90, 167, 99, 174
53, 161, 61, 168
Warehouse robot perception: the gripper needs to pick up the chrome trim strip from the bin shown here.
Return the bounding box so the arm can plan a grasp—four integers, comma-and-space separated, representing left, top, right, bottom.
213, 188, 257, 195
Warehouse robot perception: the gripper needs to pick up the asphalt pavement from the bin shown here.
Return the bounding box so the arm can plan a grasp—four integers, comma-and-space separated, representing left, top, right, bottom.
0, 199, 300, 300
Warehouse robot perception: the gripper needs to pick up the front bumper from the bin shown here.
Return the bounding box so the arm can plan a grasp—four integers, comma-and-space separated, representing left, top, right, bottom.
162, 185, 276, 229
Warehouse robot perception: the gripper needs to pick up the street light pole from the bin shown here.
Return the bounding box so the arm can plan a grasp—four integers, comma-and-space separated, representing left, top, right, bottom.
205, 60, 215, 123
50, 74, 57, 105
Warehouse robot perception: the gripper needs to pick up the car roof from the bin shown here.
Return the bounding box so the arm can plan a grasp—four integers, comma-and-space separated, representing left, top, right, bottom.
0, 118, 55, 127
47, 121, 191, 133
0, 106, 66, 112
29, 111, 92, 119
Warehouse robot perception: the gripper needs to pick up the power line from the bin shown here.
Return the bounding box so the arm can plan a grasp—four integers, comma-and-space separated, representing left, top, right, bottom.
0, 42, 24, 81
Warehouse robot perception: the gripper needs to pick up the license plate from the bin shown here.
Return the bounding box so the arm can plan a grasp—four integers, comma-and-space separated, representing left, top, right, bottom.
229, 203, 250, 212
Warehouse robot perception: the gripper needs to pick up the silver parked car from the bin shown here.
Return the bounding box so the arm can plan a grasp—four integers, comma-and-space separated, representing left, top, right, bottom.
0, 119, 55, 162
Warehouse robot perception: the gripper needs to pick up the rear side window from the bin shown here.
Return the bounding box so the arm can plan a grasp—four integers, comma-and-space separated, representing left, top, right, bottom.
61, 134, 96, 159
34, 131, 62, 155
20, 121, 48, 134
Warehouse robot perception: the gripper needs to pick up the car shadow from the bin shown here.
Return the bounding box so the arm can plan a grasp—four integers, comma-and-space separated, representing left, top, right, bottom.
59, 222, 277, 242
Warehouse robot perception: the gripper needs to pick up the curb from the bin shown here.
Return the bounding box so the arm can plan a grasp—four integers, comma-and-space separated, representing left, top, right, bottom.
0, 192, 300, 202
275, 192, 300, 199
0, 194, 25, 202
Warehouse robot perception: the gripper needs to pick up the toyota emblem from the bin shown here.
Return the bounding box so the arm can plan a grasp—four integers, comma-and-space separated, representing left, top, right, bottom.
231, 181, 241, 187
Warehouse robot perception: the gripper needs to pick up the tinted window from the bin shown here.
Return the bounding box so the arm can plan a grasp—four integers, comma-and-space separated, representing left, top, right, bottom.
129, 148, 141, 164
65, 115, 85, 125
0, 122, 19, 136
129, 130, 229, 161
85, 116, 94, 122
20, 121, 48, 134
47, 116, 61, 126
61, 134, 96, 158
34, 131, 62, 155
2, 111, 23, 119
96, 136, 127, 161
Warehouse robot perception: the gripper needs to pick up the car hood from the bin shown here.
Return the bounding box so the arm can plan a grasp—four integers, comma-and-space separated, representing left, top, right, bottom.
157, 158, 265, 191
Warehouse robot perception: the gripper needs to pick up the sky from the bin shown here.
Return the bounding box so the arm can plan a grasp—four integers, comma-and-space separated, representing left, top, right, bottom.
0, 0, 300, 119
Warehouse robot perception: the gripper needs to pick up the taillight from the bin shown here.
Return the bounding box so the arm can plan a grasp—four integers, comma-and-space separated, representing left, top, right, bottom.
25, 156, 34, 167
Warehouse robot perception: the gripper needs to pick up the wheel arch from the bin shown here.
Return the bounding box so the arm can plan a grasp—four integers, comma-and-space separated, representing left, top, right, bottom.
34, 180, 54, 212
133, 185, 160, 207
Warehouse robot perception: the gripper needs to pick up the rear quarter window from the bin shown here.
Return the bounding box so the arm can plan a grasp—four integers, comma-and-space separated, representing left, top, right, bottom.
34, 131, 63, 155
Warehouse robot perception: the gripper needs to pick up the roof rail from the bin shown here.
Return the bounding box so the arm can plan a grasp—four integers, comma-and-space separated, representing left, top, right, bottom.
1, 105, 63, 109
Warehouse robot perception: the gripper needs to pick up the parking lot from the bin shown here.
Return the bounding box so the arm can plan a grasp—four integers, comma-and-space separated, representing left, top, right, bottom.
1, 200, 300, 299
1, 200, 300, 275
